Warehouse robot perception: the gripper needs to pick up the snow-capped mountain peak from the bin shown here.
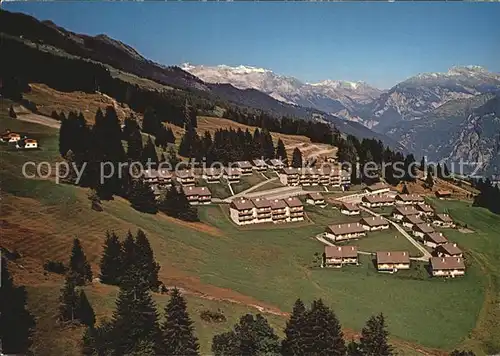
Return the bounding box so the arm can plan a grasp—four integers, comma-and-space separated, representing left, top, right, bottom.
181, 63, 382, 119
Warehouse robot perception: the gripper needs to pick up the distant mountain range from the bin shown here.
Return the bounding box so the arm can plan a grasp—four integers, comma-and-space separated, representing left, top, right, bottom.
182, 63, 383, 124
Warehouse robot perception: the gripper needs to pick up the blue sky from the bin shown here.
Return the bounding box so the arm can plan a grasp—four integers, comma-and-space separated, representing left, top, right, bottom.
4, 2, 500, 88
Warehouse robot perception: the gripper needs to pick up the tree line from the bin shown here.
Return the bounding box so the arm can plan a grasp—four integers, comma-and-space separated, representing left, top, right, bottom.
472, 178, 500, 214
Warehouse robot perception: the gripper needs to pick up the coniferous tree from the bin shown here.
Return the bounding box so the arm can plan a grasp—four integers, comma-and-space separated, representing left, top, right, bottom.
450, 350, 476, 356
402, 184, 410, 195
346, 340, 363, 356
99, 231, 123, 285
126, 124, 143, 162
69, 238, 93, 286
0, 257, 35, 354
167, 146, 180, 169
425, 171, 434, 190
302, 299, 346, 356
359, 313, 393, 356
62, 149, 78, 184
77, 289, 96, 327
141, 136, 159, 167
420, 156, 426, 171
9, 105, 17, 118
109, 267, 161, 355
128, 178, 158, 214
59, 274, 79, 322
276, 139, 288, 164
82, 319, 114, 356
212, 313, 280, 356
135, 229, 160, 291
121, 230, 137, 274
281, 299, 307, 355
160, 288, 200, 356
158, 187, 199, 222
291, 147, 303, 168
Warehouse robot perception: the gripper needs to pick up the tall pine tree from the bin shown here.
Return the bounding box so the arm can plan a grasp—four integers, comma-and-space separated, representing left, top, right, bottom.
359, 313, 393, 356
291, 148, 303, 168
99, 231, 123, 285
276, 139, 288, 164
135, 229, 161, 291
160, 288, 200, 356
69, 238, 93, 286
281, 298, 307, 355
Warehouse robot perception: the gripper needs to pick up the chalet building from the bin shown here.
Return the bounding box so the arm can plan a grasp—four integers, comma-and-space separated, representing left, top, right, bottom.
268, 159, 284, 171
176, 169, 195, 187
430, 257, 466, 277
435, 190, 452, 199
364, 182, 390, 195
395, 194, 424, 205
402, 215, 424, 229
360, 216, 390, 231
1, 130, 21, 143
305, 167, 319, 186
416, 203, 434, 217
432, 213, 456, 228
361, 194, 395, 208
16, 138, 38, 149
285, 197, 304, 222
306, 192, 326, 207
235, 161, 253, 175
323, 246, 358, 268
196, 186, 212, 205
423, 232, 448, 248
182, 186, 212, 205
340, 202, 360, 216
324, 223, 366, 242
412, 223, 435, 238
251, 198, 272, 223
279, 167, 299, 186
202, 168, 222, 184
436, 243, 463, 258
223, 167, 242, 184
270, 199, 288, 223
252, 159, 267, 172
340, 170, 351, 188
318, 168, 331, 186
143, 169, 172, 188
376, 251, 410, 272
229, 198, 256, 225
297, 167, 312, 186
392, 206, 419, 221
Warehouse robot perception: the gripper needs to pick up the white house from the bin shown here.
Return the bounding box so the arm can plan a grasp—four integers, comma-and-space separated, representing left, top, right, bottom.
340, 202, 360, 216
423, 232, 448, 248
392, 206, 418, 221
324, 223, 366, 242
376, 251, 410, 272
306, 192, 326, 207
430, 257, 465, 277
360, 216, 390, 231
364, 182, 390, 195
432, 213, 456, 228
402, 215, 424, 229
412, 223, 435, 238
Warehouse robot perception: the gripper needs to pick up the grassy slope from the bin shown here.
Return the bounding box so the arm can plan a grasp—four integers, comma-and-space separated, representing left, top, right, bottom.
0, 111, 495, 354
428, 198, 500, 355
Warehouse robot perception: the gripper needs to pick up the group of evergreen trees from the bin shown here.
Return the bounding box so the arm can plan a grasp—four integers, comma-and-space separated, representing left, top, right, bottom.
337, 134, 418, 186
178, 126, 286, 165
0, 257, 36, 354
58, 238, 95, 326
472, 178, 500, 214
99, 230, 161, 291
157, 187, 199, 222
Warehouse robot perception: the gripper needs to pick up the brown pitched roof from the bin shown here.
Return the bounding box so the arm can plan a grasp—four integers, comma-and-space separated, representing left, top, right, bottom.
403, 215, 424, 225
251, 197, 271, 209
203, 167, 222, 176
236, 161, 253, 169
396, 194, 424, 202
435, 213, 454, 223
325, 245, 358, 259
393, 206, 418, 216
145, 169, 172, 179
341, 202, 359, 211
285, 197, 303, 208
436, 190, 452, 197
182, 186, 211, 197
413, 224, 435, 234
416, 203, 434, 213
366, 182, 390, 192
326, 223, 365, 235
306, 192, 324, 200
430, 257, 465, 270
252, 159, 266, 167
230, 198, 254, 210
425, 232, 448, 245
224, 167, 241, 176
270, 199, 287, 210
360, 216, 389, 227
282, 167, 299, 175
269, 159, 284, 167
362, 194, 395, 204
376, 251, 410, 264
176, 169, 195, 178
25, 139, 38, 143
438, 243, 462, 256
